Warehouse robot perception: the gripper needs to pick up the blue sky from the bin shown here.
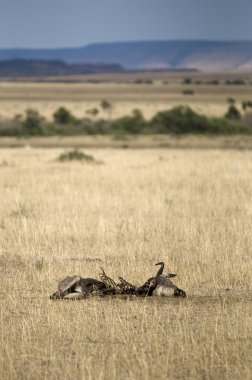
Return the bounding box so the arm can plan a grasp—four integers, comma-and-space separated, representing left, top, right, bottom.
0, 0, 252, 48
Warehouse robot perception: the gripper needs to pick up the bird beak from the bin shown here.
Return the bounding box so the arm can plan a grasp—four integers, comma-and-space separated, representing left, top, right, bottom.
160, 273, 177, 278
168, 273, 177, 278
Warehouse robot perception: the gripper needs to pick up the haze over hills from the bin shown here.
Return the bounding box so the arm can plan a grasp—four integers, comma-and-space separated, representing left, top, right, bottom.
0, 60, 124, 77
0, 40, 252, 72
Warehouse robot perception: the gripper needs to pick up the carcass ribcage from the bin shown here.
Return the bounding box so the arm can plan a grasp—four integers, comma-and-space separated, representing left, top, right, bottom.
117, 277, 137, 294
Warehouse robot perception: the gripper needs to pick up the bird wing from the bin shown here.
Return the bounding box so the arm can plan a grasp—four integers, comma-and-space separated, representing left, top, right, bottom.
58, 275, 81, 294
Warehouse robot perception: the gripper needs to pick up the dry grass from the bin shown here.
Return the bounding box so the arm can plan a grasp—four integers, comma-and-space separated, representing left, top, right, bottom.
0, 147, 251, 380
2, 135, 252, 150
0, 72, 252, 120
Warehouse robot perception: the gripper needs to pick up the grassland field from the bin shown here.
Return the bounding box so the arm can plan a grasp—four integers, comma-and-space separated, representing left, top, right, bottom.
0, 71, 252, 121
0, 71, 252, 380
0, 147, 251, 380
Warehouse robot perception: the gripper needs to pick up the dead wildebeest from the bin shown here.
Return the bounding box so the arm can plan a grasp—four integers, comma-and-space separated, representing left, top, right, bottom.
50, 275, 107, 299
50, 268, 135, 300
50, 262, 186, 300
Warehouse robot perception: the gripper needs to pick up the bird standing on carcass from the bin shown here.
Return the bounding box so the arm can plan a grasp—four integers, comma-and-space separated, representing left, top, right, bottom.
136, 262, 186, 297
153, 262, 186, 297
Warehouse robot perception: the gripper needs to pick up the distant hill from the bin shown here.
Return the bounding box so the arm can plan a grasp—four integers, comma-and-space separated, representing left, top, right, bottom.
0, 60, 125, 77
0, 40, 252, 72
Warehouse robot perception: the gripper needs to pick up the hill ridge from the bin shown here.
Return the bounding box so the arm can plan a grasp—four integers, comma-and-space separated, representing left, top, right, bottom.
1, 40, 252, 71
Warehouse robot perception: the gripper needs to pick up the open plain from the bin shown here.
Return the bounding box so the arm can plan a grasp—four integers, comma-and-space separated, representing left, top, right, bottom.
0, 71, 252, 120
0, 147, 251, 380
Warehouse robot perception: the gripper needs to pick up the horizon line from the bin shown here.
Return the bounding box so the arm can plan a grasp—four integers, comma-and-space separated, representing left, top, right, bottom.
1, 38, 252, 50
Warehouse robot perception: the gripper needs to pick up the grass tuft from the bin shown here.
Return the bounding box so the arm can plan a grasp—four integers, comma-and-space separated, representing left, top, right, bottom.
57, 149, 95, 162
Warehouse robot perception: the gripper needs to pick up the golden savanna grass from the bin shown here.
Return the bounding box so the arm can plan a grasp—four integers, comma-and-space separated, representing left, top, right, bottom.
0, 70, 252, 120
0, 147, 251, 380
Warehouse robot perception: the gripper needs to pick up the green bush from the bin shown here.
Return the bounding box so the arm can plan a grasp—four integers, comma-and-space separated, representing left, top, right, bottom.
111, 109, 146, 134
150, 106, 249, 135
81, 120, 108, 135
225, 79, 246, 85
150, 106, 209, 134
205, 118, 250, 135
208, 80, 219, 85
57, 149, 94, 162
242, 101, 252, 111
182, 89, 194, 95
133, 79, 153, 84
22, 109, 44, 135
183, 78, 192, 84
0, 120, 23, 136
1, 105, 252, 137
53, 107, 74, 124
225, 105, 241, 121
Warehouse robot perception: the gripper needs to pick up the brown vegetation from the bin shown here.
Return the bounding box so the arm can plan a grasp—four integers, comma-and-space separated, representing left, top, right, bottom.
0, 147, 251, 379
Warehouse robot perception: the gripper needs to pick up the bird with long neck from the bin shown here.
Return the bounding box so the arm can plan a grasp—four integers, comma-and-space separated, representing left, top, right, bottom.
136, 261, 179, 296
136, 262, 165, 296
154, 262, 186, 297
155, 261, 177, 279
155, 262, 165, 277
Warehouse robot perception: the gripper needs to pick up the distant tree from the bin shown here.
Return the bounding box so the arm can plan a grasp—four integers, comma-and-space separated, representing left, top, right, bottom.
133, 79, 153, 84
226, 79, 246, 85
110, 109, 146, 135
183, 78, 192, 84
242, 101, 247, 111
242, 100, 252, 112
53, 107, 74, 124
150, 106, 208, 134
22, 109, 43, 135
225, 105, 241, 121
100, 99, 112, 121
86, 108, 99, 118
209, 79, 219, 85
182, 89, 194, 95
227, 97, 236, 105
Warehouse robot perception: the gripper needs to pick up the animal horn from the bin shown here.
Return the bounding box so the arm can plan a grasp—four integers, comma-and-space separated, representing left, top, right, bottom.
155, 262, 164, 277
